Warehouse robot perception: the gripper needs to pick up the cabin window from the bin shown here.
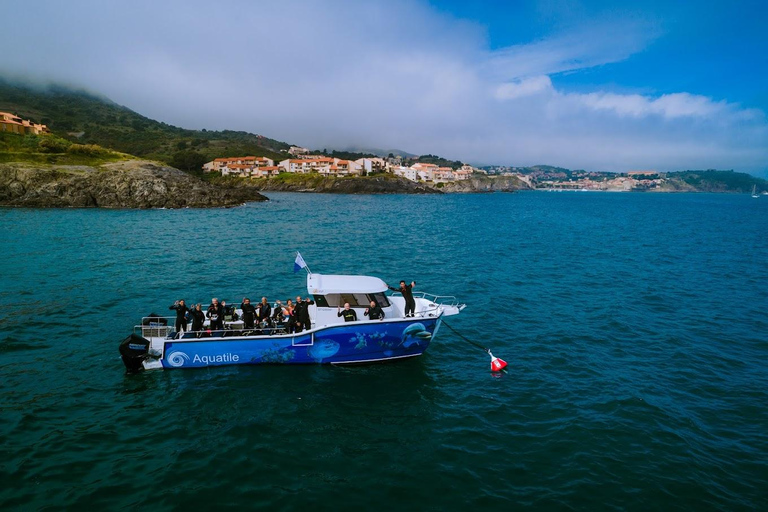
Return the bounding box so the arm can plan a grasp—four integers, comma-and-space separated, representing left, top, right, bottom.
320, 293, 372, 307
368, 293, 390, 307
313, 293, 391, 307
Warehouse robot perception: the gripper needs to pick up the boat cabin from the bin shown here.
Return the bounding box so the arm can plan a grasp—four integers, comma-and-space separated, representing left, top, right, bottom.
307, 273, 399, 327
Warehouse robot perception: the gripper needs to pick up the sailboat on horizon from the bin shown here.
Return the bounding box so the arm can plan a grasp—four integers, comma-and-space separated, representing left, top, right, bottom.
751, 184, 760, 198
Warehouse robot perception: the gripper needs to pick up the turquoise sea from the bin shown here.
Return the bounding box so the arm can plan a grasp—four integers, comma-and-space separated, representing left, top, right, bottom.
1, 191, 767, 509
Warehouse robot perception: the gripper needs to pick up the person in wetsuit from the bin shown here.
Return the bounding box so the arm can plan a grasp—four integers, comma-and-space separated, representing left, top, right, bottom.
257, 297, 272, 326
293, 296, 305, 333
189, 303, 206, 332
169, 299, 190, 334
240, 297, 257, 329
272, 300, 285, 325
207, 298, 224, 331
337, 302, 357, 322
364, 300, 385, 321
221, 301, 235, 321
389, 280, 416, 317
284, 300, 300, 333
299, 297, 314, 331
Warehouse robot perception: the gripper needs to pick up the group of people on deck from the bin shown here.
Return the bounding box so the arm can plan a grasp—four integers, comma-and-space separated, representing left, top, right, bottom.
168, 280, 417, 334
169, 296, 315, 334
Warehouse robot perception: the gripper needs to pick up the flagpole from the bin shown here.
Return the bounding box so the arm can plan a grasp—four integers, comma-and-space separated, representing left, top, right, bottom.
297, 251, 312, 275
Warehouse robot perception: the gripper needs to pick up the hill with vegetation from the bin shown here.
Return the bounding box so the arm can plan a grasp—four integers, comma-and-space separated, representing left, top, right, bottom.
0, 131, 129, 166
407, 154, 465, 170
662, 170, 768, 193
0, 77, 292, 172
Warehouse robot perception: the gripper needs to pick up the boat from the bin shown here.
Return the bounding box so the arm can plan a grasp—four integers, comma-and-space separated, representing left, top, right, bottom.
752, 184, 760, 198
119, 272, 465, 371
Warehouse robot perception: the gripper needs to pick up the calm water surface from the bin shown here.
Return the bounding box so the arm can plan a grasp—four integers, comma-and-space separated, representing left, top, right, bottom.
1, 191, 767, 509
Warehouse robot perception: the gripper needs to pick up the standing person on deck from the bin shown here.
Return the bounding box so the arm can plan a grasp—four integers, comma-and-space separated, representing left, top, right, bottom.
285, 300, 299, 333
299, 297, 314, 331
337, 302, 357, 322
189, 304, 206, 332
257, 297, 272, 326
294, 296, 305, 332
389, 280, 416, 317
207, 298, 224, 331
240, 297, 257, 329
169, 299, 190, 334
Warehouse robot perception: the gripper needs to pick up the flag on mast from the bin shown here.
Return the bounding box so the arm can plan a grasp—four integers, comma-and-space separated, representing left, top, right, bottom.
294, 252, 309, 273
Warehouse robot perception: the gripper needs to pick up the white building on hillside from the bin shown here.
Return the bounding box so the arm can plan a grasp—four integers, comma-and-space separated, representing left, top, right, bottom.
411, 163, 438, 173
279, 157, 363, 177
453, 168, 472, 180
431, 167, 455, 183
288, 146, 310, 155
332, 159, 363, 176
393, 166, 418, 181
460, 164, 484, 175
203, 156, 274, 174
355, 157, 387, 174
250, 166, 281, 178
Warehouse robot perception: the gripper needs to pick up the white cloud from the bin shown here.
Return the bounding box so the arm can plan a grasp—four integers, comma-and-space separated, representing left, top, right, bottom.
574, 91, 737, 119
1, 0, 766, 173
495, 76, 554, 100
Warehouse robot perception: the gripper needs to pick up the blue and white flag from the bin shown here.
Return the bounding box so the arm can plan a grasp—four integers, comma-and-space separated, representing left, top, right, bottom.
294, 252, 308, 273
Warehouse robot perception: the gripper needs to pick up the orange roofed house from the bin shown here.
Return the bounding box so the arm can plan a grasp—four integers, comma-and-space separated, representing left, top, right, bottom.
202, 156, 275, 176
0, 112, 50, 135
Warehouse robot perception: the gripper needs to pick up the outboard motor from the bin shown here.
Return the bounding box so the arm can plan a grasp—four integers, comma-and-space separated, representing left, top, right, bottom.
119, 333, 150, 373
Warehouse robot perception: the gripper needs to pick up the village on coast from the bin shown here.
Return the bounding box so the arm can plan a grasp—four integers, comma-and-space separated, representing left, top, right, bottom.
202, 145, 669, 191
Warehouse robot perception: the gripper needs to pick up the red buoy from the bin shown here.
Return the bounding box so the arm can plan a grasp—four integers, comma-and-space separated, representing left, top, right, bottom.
488, 351, 508, 372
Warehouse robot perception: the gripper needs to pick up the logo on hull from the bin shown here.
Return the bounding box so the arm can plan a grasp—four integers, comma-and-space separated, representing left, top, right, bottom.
166, 351, 190, 367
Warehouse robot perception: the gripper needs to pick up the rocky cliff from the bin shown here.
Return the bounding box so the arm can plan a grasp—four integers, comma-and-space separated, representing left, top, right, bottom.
252, 174, 441, 194
0, 160, 268, 208
438, 175, 530, 193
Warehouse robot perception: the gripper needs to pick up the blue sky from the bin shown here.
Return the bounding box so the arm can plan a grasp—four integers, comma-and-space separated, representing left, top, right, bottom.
432, 0, 768, 109
446, 0, 768, 175
2, 0, 767, 174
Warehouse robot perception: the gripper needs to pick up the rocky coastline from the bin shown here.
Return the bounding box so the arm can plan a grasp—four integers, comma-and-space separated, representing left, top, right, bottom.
0, 160, 268, 208
244, 173, 532, 194
437, 175, 530, 193
250, 174, 441, 194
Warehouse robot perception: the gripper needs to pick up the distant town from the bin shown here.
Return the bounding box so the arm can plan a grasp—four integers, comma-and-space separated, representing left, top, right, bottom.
203, 145, 670, 191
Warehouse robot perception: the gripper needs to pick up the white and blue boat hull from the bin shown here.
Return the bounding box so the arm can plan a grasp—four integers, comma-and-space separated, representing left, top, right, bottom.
156, 317, 440, 369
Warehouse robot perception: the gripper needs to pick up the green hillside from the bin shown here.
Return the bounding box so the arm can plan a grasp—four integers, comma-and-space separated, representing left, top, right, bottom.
0, 77, 292, 171
408, 154, 464, 170
665, 170, 768, 193
0, 132, 128, 165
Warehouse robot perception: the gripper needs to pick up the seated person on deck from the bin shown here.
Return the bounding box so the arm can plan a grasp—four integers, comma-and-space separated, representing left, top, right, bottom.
337, 303, 357, 322
364, 300, 385, 321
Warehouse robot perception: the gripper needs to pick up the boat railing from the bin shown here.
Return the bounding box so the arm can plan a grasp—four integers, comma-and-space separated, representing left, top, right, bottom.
133, 316, 294, 339
135, 316, 175, 339
388, 291, 465, 317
